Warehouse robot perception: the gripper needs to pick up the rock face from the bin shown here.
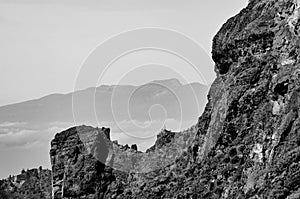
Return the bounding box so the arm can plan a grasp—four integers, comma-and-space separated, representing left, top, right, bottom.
193, 0, 300, 197
49, 0, 300, 198
49, 125, 196, 198
0, 167, 52, 199
50, 126, 114, 199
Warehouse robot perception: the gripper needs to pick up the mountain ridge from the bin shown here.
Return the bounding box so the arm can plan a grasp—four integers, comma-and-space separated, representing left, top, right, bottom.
0, 78, 206, 108
0, 79, 208, 124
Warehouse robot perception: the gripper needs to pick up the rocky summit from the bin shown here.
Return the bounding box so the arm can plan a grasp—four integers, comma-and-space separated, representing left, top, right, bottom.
49, 125, 197, 198
2, 0, 300, 198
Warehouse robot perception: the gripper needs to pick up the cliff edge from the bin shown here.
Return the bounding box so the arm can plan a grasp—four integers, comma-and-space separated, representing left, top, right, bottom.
50, 0, 300, 198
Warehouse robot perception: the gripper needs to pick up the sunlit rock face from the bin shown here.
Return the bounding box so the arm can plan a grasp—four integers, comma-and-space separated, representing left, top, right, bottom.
50, 0, 300, 198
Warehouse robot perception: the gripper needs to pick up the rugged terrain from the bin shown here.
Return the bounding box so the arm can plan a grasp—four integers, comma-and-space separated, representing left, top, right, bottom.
2, 0, 300, 198
49, 125, 196, 198
0, 168, 51, 199
49, 0, 300, 198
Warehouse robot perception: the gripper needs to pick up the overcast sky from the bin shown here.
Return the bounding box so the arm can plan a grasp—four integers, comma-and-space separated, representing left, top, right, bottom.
0, 0, 247, 107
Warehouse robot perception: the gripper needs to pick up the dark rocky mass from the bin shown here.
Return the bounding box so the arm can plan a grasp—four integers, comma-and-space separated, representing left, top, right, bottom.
49, 125, 196, 198
0, 167, 52, 199
2, 0, 300, 198
50, 126, 113, 199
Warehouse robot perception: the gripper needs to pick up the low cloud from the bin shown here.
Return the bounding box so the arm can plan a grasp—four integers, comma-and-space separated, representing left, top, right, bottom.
0, 129, 40, 149
0, 118, 197, 151
0, 122, 67, 150
0, 121, 27, 128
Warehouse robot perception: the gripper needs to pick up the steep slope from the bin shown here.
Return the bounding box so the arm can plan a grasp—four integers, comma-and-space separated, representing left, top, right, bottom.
131, 0, 300, 198
50, 0, 300, 198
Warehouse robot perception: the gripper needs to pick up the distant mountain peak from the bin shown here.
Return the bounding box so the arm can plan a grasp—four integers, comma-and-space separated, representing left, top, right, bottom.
149, 78, 183, 88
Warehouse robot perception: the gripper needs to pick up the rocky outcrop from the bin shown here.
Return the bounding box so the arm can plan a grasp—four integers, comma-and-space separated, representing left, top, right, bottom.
0, 167, 51, 199
50, 126, 114, 199
50, 0, 300, 198
49, 125, 196, 198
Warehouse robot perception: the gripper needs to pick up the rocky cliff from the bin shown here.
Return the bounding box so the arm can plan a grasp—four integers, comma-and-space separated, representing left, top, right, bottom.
49, 125, 196, 198
50, 1, 300, 198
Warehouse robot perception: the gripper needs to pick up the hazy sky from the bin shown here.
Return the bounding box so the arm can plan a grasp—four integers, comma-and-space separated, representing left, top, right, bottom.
0, 0, 247, 106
